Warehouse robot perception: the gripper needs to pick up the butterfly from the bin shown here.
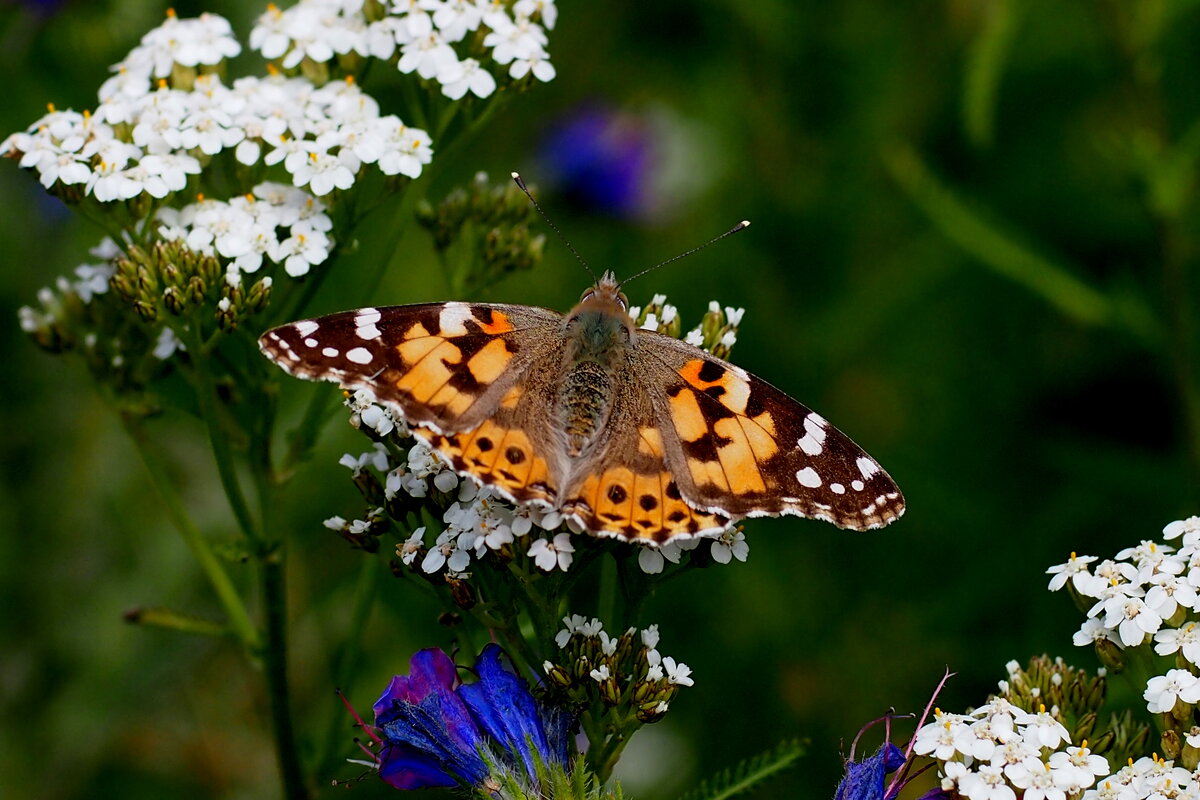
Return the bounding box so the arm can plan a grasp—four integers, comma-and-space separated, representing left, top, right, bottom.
258, 272, 905, 544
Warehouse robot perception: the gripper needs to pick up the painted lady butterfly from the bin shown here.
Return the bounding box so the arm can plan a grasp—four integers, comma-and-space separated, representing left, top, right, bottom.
259, 272, 905, 544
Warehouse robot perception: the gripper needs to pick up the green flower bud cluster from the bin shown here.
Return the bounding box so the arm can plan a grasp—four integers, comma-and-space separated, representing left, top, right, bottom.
995, 655, 1150, 765
110, 241, 271, 331
543, 619, 692, 725
415, 172, 546, 294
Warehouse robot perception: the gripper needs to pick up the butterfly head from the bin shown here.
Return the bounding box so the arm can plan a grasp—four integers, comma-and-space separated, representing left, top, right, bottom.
565, 270, 636, 354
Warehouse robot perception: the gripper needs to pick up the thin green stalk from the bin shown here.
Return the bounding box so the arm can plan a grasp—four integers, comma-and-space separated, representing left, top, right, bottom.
121, 413, 260, 649
261, 553, 309, 800
181, 326, 263, 547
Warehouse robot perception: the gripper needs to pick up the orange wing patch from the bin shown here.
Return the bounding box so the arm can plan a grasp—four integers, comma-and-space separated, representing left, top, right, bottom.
671, 359, 782, 499
562, 466, 730, 543
416, 420, 558, 505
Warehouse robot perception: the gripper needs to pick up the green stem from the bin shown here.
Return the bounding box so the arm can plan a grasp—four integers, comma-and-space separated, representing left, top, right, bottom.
182, 327, 263, 547
261, 553, 309, 800
121, 413, 260, 648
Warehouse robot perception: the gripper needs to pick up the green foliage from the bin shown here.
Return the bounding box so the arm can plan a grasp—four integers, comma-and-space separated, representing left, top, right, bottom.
676, 739, 808, 800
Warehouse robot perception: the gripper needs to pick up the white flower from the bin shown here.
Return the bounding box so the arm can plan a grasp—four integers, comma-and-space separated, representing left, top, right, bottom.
913, 712, 972, 760
438, 57, 497, 100
397, 527, 426, 566
711, 529, 748, 564
1165, 516, 1200, 540
509, 51, 556, 81
272, 229, 332, 277
1014, 707, 1070, 749
1047, 552, 1098, 592
1048, 744, 1109, 788
662, 656, 694, 687
398, 31, 459, 79
529, 532, 574, 572
589, 664, 610, 682
641, 624, 660, 650
1006, 761, 1063, 800
152, 327, 184, 360
1071, 619, 1114, 652
1146, 572, 1197, 619
1144, 668, 1200, 714
958, 764, 1017, 800
1101, 594, 1162, 647
375, 119, 433, 178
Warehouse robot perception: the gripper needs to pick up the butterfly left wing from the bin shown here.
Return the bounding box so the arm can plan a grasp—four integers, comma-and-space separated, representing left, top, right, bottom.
632, 332, 905, 531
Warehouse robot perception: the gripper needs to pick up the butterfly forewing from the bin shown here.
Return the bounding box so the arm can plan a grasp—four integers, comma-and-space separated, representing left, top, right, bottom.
636, 332, 904, 531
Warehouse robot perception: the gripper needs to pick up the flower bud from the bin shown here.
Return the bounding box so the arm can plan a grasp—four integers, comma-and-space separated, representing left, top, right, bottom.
1163, 730, 1183, 760
1094, 639, 1125, 673
163, 286, 186, 315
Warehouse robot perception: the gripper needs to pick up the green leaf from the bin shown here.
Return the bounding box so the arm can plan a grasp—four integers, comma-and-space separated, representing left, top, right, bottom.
675, 738, 808, 800
963, 0, 1021, 150
882, 142, 1113, 328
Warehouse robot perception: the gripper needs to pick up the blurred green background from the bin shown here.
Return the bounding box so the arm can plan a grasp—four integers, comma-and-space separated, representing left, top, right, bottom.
2, 0, 1198, 798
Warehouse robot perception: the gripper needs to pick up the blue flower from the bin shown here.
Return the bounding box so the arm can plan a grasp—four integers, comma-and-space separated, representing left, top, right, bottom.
834, 741, 906, 800
371, 644, 572, 791
540, 106, 655, 219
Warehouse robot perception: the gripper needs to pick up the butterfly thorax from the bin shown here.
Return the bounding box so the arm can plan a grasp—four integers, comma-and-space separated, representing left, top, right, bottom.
558, 274, 635, 457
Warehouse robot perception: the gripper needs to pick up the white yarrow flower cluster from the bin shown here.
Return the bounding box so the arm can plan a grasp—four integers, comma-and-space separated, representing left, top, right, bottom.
250, 0, 558, 99
1081, 755, 1200, 800
2, 12, 434, 204
552, 616, 695, 688
913, 698, 1108, 800
1048, 516, 1200, 716
155, 182, 333, 278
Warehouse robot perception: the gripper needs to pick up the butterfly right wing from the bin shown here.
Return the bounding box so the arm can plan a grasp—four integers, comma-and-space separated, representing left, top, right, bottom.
259, 302, 569, 506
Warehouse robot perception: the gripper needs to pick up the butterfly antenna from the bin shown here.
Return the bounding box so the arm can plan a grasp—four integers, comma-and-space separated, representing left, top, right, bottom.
618, 219, 751, 290
511, 172, 597, 282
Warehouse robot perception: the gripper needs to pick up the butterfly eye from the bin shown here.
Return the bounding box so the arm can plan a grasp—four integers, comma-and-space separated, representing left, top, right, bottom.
615, 292, 629, 311
579, 289, 595, 303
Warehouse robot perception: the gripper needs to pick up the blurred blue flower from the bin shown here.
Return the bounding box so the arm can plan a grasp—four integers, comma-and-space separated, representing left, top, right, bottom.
371, 643, 572, 791
540, 106, 656, 220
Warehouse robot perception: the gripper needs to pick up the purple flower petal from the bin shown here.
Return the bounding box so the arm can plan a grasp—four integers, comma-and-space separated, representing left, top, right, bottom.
834, 742, 906, 800
378, 742, 458, 790
460, 644, 552, 777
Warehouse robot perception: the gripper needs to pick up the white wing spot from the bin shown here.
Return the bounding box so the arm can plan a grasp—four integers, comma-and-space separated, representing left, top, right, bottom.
439, 302, 474, 335
795, 467, 822, 488
346, 347, 373, 365
863, 503, 877, 515
304, 337, 318, 348
355, 308, 383, 339
856, 457, 880, 479
797, 413, 829, 456
296, 320, 319, 337
322, 347, 339, 357
851, 480, 865, 492
830, 482, 845, 495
